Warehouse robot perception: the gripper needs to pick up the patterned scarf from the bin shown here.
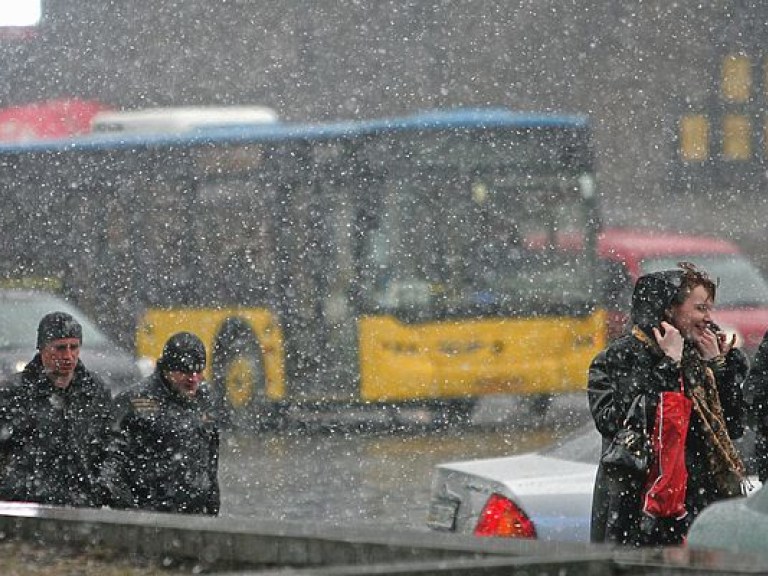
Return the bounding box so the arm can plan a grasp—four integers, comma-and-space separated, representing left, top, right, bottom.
633, 326, 746, 497
686, 358, 747, 498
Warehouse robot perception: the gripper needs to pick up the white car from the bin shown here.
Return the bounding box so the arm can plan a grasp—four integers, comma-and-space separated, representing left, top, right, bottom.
427, 423, 759, 542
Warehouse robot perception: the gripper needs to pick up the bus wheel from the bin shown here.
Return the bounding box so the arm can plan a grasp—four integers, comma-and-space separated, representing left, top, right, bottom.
213, 330, 273, 431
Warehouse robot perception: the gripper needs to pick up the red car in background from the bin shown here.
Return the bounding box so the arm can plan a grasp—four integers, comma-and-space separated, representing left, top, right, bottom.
595, 228, 768, 359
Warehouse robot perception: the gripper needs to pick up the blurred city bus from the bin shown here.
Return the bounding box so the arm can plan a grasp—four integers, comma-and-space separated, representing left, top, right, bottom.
0, 107, 604, 427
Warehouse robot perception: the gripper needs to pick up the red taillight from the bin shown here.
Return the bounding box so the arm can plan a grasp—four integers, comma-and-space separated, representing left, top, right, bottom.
473, 493, 537, 539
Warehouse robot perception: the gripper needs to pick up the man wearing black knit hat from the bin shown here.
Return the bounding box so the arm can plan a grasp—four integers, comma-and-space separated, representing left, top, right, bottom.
103, 332, 221, 515
36, 311, 84, 388
0, 311, 117, 507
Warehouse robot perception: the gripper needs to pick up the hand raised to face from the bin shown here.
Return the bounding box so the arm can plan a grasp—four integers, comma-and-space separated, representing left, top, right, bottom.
653, 321, 684, 363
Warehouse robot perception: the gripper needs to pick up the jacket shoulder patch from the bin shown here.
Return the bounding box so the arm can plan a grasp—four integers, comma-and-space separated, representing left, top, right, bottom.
130, 397, 159, 415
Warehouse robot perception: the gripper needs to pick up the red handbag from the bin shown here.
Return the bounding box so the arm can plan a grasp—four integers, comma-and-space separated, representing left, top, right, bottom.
642, 375, 692, 519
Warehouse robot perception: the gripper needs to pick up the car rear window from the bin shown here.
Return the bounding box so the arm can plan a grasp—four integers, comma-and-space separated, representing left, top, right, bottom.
642, 255, 768, 308
541, 424, 602, 464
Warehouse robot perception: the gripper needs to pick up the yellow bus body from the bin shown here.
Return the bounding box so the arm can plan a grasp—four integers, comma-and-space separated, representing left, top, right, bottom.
136, 308, 285, 400
358, 311, 607, 402
137, 307, 606, 405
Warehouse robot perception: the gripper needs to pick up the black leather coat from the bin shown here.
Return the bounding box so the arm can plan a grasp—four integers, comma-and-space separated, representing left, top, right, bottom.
107, 371, 220, 515
588, 334, 746, 546
744, 331, 768, 482
0, 355, 116, 507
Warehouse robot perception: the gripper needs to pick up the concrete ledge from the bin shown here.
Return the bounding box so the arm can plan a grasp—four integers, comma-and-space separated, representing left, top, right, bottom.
226, 555, 620, 576
0, 503, 765, 574
0, 502, 604, 569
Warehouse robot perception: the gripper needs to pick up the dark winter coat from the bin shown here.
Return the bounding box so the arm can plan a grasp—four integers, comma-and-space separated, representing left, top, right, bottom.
106, 371, 220, 515
588, 338, 746, 545
0, 355, 116, 507
743, 330, 768, 482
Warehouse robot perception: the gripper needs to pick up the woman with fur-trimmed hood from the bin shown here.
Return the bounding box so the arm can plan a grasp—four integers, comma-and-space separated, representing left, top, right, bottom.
588, 263, 748, 546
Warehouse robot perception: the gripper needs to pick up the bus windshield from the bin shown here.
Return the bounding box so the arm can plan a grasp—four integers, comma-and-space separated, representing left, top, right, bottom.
358, 128, 597, 320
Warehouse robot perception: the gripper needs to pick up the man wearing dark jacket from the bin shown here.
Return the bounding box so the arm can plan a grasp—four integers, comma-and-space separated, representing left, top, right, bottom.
0, 311, 116, 507
107, 332, 220, 515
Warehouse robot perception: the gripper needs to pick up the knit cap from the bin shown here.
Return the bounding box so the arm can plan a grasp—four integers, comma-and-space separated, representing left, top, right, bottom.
36, 311, 83, 349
